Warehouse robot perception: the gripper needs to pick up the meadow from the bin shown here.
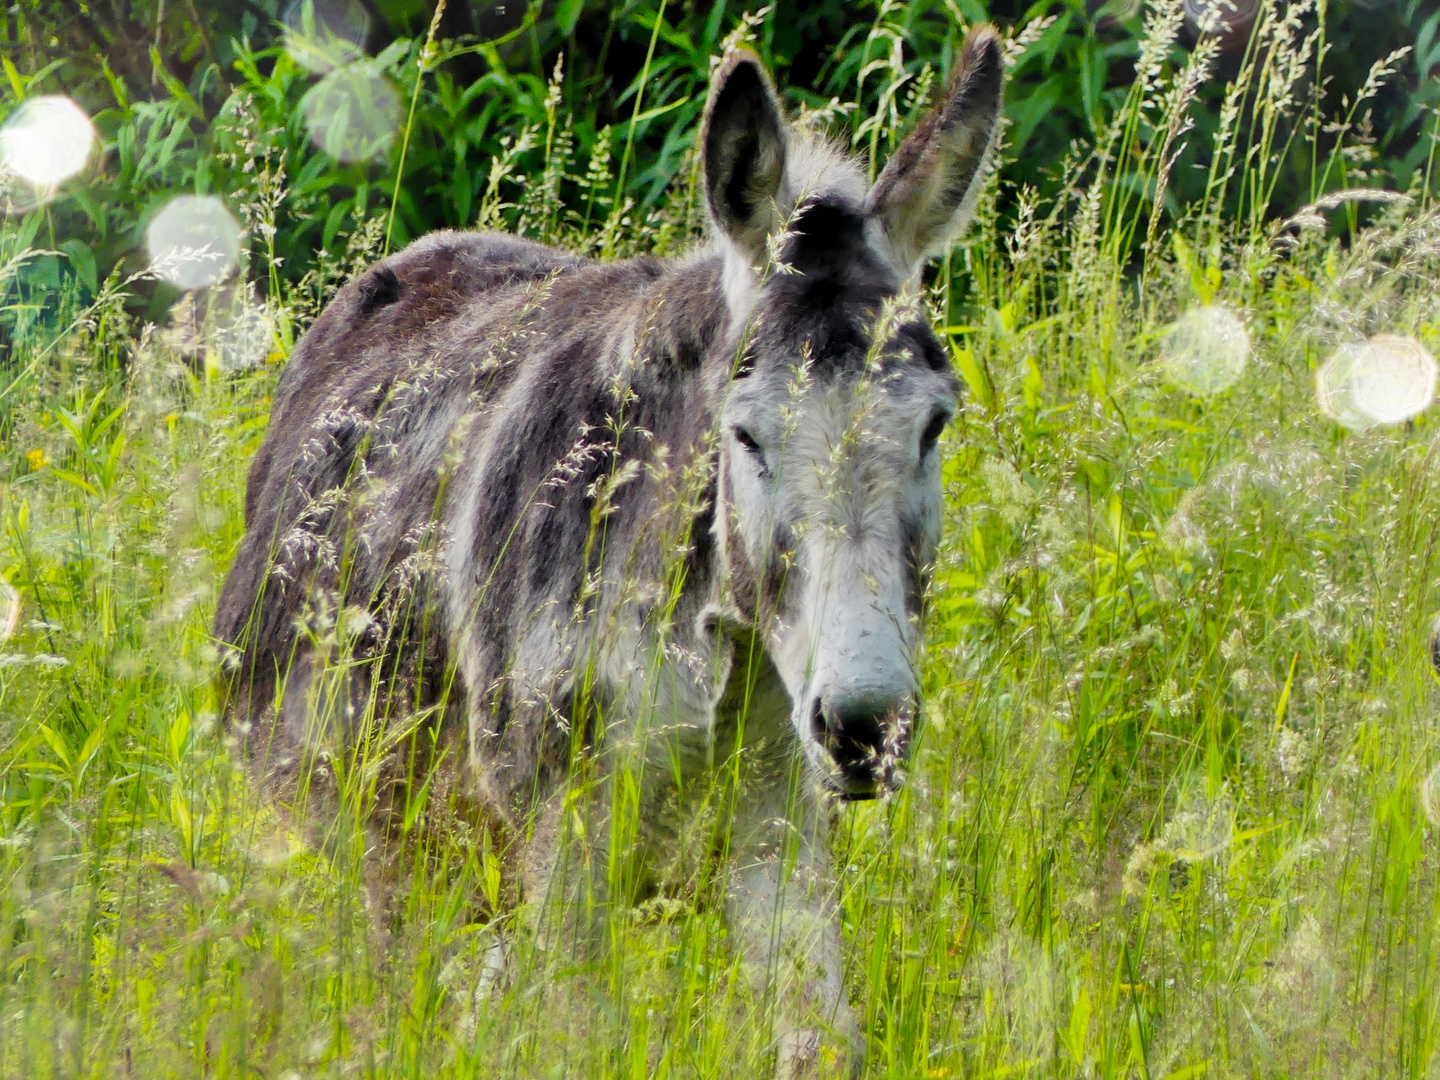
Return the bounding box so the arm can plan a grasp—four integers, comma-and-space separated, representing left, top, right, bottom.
3, 1, 1440, 1076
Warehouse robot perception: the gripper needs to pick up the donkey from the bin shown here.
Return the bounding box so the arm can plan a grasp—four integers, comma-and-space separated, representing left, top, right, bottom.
215, 26, 1003, 1076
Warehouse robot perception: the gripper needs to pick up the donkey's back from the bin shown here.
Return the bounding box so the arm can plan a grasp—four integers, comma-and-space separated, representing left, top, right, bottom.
217, 231, 578, 721
215, 225, 726, 811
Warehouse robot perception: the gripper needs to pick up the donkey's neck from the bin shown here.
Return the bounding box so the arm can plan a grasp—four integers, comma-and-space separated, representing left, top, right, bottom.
577, 243, 737, 617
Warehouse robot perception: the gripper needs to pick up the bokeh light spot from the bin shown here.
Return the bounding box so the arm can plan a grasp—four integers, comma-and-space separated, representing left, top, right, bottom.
0, 577, 18, 646
147, 195, 242, 291
1422, 760, 1440, 829
212, 300, 275, 371
1316, 334, 1437, 431
0, 96, 95, 195
1184, 0, 1260, 40
302, 63, 403, 164
282, 0, 371, 74
1161, 304, 1250, 397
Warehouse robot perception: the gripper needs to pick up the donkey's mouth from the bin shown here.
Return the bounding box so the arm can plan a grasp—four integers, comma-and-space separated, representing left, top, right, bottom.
812, 697, 913, 800
825, 772, 882, 801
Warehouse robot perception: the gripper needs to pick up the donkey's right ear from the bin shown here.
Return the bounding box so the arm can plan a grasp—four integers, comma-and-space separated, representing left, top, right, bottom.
701, 49, 788, 264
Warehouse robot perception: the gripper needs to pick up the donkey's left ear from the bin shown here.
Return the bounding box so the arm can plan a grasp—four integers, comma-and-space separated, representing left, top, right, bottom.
866, 25, 1004, 275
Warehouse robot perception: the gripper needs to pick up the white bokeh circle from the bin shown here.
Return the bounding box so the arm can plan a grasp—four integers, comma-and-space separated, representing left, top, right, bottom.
212, 300, 275, 371
1317, 334, 1437, 431
0, 576, 17, 645
301, 62, 403, 165
1161, 304, 1251, 397
282, 0, 372, 74
147, 195, 242, 291
0, 96, 95, 207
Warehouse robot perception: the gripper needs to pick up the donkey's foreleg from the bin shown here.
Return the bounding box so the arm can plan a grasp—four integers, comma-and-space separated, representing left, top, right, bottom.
514, 740, 679, 956
725, 768, 859, 1078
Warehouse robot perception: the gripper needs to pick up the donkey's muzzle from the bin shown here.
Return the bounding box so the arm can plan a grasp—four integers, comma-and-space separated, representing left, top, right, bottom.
813, 691, 914, 800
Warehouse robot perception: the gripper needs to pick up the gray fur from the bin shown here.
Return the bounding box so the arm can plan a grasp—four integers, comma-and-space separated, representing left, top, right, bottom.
215, 27, 1003, 1077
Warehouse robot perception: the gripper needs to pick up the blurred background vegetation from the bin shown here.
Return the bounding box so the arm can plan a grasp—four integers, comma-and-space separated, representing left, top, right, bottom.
2, 0, 1438, 335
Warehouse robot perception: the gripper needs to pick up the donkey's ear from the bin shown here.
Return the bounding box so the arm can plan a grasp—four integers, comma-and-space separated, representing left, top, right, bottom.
866, 26, 1004, 274
701, 48, 787, 263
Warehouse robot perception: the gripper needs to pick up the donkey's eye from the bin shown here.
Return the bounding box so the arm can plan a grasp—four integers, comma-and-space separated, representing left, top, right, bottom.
919, 411, 949, 458
732, 426, 771, 478
733, 427, 764, 457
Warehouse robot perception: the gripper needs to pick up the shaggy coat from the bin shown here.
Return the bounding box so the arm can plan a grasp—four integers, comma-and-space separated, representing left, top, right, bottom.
216, 27, 1003, 1077
217, 233, 724, 812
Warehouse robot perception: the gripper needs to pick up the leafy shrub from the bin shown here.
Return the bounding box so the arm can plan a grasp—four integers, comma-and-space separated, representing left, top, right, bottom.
2, 0, 1436, 325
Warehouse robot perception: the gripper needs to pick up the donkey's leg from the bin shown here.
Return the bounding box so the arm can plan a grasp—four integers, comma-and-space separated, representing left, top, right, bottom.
524, 638, 717, 935
517, 731, 696, 951
725, 758, 859, 1078
277, 648, 460, 957
262, 649, 404, 956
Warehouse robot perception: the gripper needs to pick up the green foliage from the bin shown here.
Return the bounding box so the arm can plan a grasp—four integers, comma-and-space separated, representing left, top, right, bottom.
3, 1, 1440, 1077
1, 0, 1436, 324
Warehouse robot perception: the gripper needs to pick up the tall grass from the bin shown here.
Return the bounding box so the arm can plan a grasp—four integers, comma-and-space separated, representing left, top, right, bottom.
3, 2, 1440, 1076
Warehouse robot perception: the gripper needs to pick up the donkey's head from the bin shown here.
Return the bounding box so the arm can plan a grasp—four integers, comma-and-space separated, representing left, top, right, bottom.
703, 27, 1003, 799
